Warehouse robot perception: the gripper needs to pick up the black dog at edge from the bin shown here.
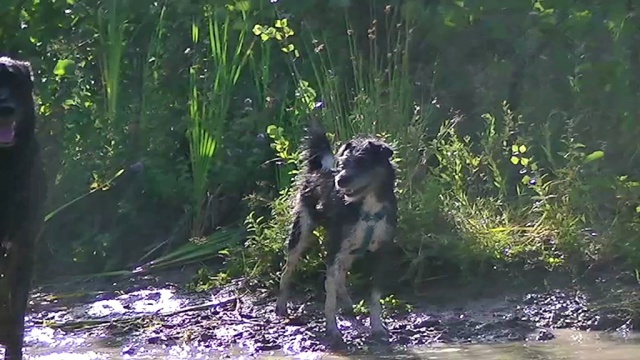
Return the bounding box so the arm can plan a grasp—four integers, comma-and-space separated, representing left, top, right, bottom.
0, 56, 47, 360
275, 123, 398, 348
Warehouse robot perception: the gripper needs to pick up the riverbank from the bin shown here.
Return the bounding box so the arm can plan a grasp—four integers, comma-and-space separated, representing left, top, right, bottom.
17, 266, 638, 359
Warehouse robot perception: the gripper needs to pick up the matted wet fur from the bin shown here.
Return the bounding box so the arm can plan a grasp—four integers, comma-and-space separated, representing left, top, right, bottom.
0, 56, 47, 360
275, 123, 398, 348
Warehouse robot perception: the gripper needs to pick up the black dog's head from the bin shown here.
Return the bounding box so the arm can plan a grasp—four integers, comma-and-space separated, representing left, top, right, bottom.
0, 56, 35, 148
334, 137, 395, 201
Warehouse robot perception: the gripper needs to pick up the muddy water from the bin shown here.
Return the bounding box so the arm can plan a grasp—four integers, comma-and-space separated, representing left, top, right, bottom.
21, 329, 640, 359
7, 269, 639, 359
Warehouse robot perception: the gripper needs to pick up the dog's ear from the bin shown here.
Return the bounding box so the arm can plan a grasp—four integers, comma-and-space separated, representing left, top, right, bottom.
372, 142, 393, 160
337, 140, 353, 156
15, 60, 34, 83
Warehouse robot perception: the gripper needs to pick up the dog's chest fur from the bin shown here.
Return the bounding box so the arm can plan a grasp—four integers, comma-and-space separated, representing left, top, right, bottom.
342, 194, 394, 254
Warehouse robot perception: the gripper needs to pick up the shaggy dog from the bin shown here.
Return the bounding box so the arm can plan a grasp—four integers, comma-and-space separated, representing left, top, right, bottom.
275, 123, 397, 348
0, 56, 47, 360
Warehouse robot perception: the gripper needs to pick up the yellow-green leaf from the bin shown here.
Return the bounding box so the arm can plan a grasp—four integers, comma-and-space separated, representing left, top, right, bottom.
235, 0, 251, 11
584, 150, 605, 163
510, 156, 520, 165
53, 59, 76, 76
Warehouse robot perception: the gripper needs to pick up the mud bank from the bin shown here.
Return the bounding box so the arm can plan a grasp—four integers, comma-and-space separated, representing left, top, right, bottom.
24, 269, 639, 358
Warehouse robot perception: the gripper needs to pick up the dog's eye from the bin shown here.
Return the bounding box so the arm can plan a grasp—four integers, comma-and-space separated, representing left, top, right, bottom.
353, 157, 368, 168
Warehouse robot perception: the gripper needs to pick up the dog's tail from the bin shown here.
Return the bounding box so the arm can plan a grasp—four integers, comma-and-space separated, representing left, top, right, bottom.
303, 122, 334, 172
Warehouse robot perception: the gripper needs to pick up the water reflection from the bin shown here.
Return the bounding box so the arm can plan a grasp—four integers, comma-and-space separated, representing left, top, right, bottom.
11, 329, 638, 359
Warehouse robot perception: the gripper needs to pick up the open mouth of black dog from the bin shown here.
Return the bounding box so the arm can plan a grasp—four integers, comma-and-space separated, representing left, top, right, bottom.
0, 104, 17, 146
0, 120, 16, 147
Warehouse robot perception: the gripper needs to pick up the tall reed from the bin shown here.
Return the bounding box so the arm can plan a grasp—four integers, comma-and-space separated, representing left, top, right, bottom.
187, 3, 255, 238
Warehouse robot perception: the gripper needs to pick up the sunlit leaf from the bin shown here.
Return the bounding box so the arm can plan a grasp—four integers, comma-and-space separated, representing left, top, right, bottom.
235, 0, 251, 12
584, 150, 605, 163
510, 156, 520, 165
53, 59, 76, 76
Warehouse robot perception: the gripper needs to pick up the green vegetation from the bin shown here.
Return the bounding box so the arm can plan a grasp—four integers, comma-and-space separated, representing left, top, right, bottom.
5, 0, 640, 291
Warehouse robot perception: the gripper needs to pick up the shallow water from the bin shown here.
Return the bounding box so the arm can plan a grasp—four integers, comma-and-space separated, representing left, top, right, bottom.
6, 269, 638, 360
20, 329, 640, 359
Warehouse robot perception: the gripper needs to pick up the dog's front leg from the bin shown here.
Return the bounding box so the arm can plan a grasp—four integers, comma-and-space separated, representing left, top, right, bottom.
337, 281, 355, 316
324, 248, 355, 348
369, 240, 393, 340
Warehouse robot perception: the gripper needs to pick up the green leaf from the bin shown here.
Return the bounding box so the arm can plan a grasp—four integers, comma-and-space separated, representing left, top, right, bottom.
520, 157, 530, 166
53, 59, 76, 76
235, 0, 251, 11
519, 145, 527, 153
252, 24, 263, 35
584, 150, 605, 163
511, 144, 519, 153
510, 156, 520, 165
266, 124, 278, 137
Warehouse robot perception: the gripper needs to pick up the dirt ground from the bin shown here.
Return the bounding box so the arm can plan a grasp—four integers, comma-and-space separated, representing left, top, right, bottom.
25, 267, 639, 358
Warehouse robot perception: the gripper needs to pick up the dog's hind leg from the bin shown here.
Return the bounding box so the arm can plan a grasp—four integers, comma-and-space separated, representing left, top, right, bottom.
275, 207, 315, 317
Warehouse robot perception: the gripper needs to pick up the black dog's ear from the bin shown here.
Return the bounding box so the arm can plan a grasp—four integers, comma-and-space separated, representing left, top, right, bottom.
15, 60, 34, 83
371, 141, 393, 159
337, 140, 353, 156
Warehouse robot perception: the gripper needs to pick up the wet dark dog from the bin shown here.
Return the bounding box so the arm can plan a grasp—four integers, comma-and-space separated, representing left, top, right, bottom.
0, 56, 47, 360
275, 124, 397, 348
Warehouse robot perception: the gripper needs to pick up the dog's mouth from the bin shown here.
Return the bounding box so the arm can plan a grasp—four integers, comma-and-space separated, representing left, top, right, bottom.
0, 104, 17, 147
341, 184, 369, 199
0, 121, 15, 147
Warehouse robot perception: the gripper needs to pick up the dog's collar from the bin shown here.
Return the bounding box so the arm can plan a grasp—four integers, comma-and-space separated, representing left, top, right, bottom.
359, 207, 388, 223
351, 205, 390, 256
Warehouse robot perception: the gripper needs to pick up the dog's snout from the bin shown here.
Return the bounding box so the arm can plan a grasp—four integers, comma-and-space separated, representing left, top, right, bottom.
0, 104, 15, 117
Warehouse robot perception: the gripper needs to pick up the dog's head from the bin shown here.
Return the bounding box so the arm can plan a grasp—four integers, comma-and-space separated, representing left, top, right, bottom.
334, 137, 395, 201
0, 57, 35, 148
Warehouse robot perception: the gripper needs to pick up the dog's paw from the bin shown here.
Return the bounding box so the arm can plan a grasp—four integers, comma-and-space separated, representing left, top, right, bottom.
275, 300, 288, 317
340, 301, 355, 317
370, 325, 390, 342
326, 329, 347, 350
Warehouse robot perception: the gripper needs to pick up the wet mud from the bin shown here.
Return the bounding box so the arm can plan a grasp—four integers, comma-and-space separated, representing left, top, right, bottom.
21, 269, 639, 358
